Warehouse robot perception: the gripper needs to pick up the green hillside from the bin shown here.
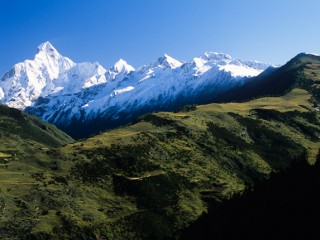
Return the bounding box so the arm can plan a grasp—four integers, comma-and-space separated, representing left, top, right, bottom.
0, 104, 73, 166
0, 53, 319, 239
0, 104, 73, 147
0, 105, 74, 239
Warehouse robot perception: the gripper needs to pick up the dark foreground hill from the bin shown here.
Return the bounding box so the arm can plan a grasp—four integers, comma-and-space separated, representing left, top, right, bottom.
182, 158, 320, 240
0, 53, 319, 239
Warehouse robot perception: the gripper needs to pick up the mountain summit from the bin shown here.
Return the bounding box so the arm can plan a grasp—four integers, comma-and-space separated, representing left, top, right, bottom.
0, 42, 273, 138
112, 59, 135, 74
37, 41, 61, 56
152, 54, 184, 69
0, 42, 76, 108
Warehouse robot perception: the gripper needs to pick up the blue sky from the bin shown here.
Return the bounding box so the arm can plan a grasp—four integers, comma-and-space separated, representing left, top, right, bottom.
0, 0, 320, 75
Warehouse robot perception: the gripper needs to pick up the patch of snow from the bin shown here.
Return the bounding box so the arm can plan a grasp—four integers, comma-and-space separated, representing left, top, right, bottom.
82, 103, 89, 108
306, 52, 320, 57
112, 86, 135, 96
0, 87, 4, 99
219, 64, 263, 77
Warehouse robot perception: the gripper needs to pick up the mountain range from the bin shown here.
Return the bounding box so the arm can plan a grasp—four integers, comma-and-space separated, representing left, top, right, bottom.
0, 42, 274, 138
0, 44, 319, 239
0, 51, 319, 239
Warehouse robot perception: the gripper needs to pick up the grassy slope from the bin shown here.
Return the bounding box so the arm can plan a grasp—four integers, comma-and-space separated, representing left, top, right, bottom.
0, 105, 74, 239
0, 54, 319, 239
0, 104, 73, 148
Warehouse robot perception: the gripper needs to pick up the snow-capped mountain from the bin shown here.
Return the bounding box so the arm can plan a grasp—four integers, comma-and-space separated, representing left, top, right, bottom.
0, 42, 110, 108
0, 42, 274, 138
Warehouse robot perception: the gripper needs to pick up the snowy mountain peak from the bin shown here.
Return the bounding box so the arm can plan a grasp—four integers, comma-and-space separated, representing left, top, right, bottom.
153, 54, 183, 69
0, 42, 109, 108
200, 52, 233, 62
34, 41, 74, 71
37, 41, 61, 57
112, 59, 135, 73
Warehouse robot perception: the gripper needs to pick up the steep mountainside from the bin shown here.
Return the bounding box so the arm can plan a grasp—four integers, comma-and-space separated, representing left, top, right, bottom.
0, 53, 319, 239
0, 42, 272, 138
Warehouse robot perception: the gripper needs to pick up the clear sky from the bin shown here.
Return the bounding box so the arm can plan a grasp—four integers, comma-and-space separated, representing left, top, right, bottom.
1, 0, 320, 75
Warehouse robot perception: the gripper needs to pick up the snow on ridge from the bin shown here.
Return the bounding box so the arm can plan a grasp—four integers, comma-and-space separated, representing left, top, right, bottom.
0, 87, 4, 99
305, 52, 320, 57
219, 64, 263, 77
200, 52, 233, 63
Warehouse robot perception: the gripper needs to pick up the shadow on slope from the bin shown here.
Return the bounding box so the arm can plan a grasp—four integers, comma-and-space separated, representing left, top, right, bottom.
181, 153, 320, 240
